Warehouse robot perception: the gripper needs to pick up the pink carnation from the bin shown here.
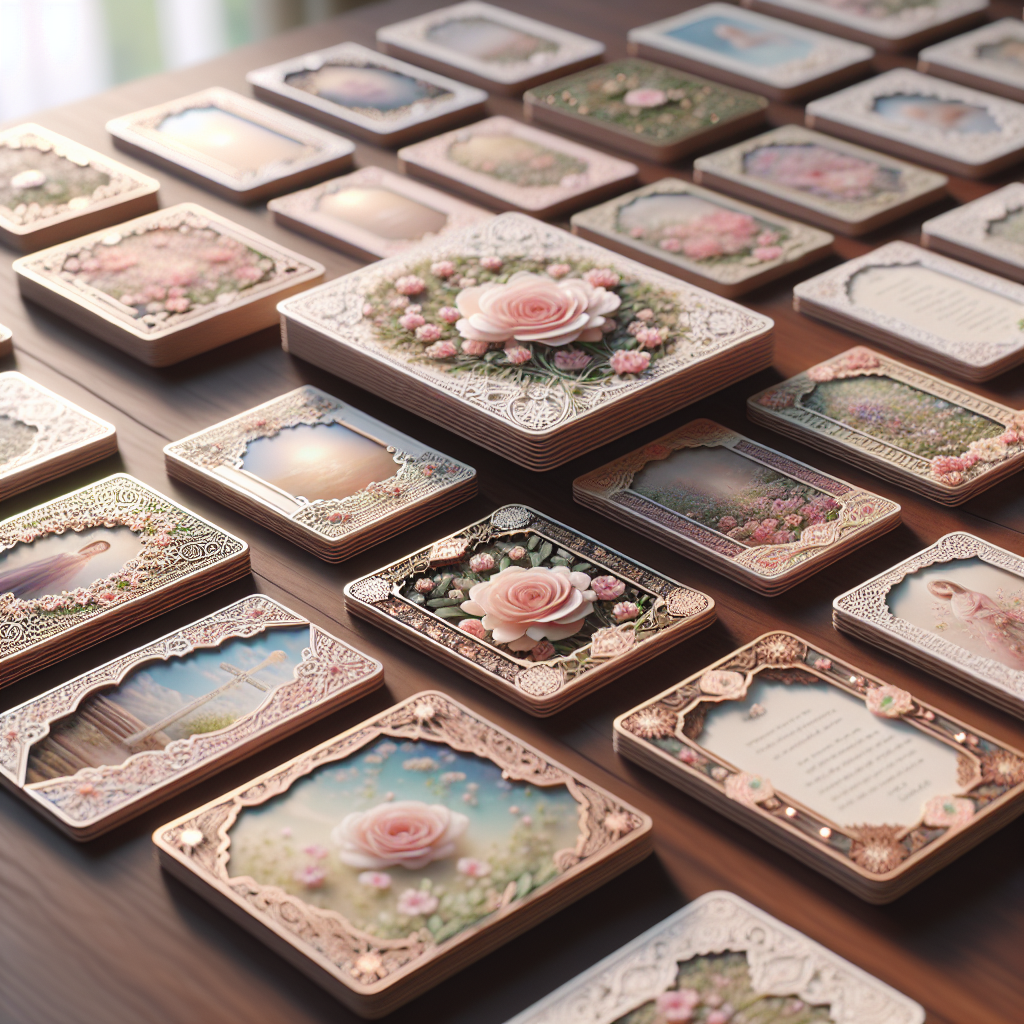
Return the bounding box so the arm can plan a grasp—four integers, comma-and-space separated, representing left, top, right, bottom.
931, 455, 966, 477
756, 230, 780, 245
504, 344, 532, 364
612, 601, 639, 622
461, 338, 490, 355
415, 323, 443, 342
394, 274, 425, 295
508, 546, 527, 560
415, 578, 435, 593
164, 297, 190, 313
399, 312, 425, 330
431, 261, 456, 278
770, 531, 795, 544
438, 305, 460, 323
424, 340, 457, 358
752, 245, 783, 261
656, 988, 700, 1022
610, 349, 650, 375
784, 514, 803, 528
717, 516, 737, 532
480, 256, 503, 271
554, 348, 592, 370
682, 236, 723, 260
635, 327, 662, 349
470, 552, 495, 572
584, 267, 620, 288
591, 575, 626, 601
546, 263, 571, 278
459, 619, 487, 638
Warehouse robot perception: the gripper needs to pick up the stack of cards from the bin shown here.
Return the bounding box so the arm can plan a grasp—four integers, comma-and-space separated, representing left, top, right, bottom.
0, 372, 117, 500
573, 419, 901, 595
376, 1, 605, 95
278, 213, 774, 471
397, 116, 638, 220
805, 69, 1024, 179
14, 203, 324, 367
693, 124, 947, 236
523, 58, 767, 164
792, 241, 1024, 382
0, 123, 159, 252
508, 892, 924, 1024
739, 0, 987, 51
246, 42, 487, 146
748, 347, 1024, 506
921, 182, 1024, 284
614, 632, 1024, 901
0, 596, 383, 840
570, 177, 833, 298
268, 167, 492, 261
834, 532, 1024, 719
345, 505, 716, 716
627, 4, 874, 102
153, 691, 652, 1016
164, 385, 477, 562
919, 19, 1024, 103
0, 475, 249, 685
106, 88, 355, 203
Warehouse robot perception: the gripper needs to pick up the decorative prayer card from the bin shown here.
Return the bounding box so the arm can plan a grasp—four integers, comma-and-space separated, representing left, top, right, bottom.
507, 892, 925, 1024
345, 505, 715, 715
164, 385, 477, 561
747, 347, 1024, 505
376, 1, 605, 95
106, 87, 355, 203
268, 167, 493, 261
692, 124, 947, 236
918, 18, 1024, 102
0, 474, 249, 685
570, 177, 833, 298
0, 372, 117, 501
0, 596, 384, 840
13, 202, 324, 367
614, 632, 1024, 901
627, 4, 874, 102
834, 532, 1024, 719
153, 691, 652, 1016
805, 69, 1024, 178
247, 42, 487, 146
0, 123, 159, 252
573, 419, 900, 595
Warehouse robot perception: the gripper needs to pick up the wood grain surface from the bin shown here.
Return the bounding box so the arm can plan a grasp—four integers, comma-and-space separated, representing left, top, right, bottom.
1, 2, 1022, 1022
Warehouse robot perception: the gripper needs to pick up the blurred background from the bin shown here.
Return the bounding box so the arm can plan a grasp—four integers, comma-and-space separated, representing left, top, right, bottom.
0, 0, 372, 122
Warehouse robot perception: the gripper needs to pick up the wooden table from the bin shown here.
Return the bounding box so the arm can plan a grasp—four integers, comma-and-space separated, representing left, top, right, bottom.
1, 2, 1022, 1021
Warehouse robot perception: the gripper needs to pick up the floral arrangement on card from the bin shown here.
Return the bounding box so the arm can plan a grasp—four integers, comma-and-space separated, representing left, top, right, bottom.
754, 348, 1024, 490
619, 632, 1024, 879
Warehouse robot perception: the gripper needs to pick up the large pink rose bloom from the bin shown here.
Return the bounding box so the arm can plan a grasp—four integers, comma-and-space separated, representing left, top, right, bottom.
460, 565, 595, 651
454, 271, 620, 348
331, 800, 468, 870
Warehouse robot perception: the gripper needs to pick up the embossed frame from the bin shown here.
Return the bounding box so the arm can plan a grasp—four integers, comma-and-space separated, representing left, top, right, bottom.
918, 18, 1024, 99
507, 890, 925, 1024
0, 595, 383, 839
153, 690, 652, 1014
615, 631, 1024, 896
573, 418, 900, 587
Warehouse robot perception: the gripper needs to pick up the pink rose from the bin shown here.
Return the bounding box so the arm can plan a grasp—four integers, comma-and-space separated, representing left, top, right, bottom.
610, 349, 650, 375
554, 348, 592, 370
394, 274, 425, 295
460, 565, 595, 651
657, 988, 700, 1023
584, 267, 620, 288
459, 618, 487, 638
396, 888, 438, 916
624, 88, 667, 108
752, 245, 783, 261
480, 256, 503, 271
814, 658, 832, 671
399, 312, 425, 330
438, 305, 461, 323
461, 338, 490, 355
164, 297, 190, 313
457, 857, 491, 877
431, 261, 456, 278
545, 263, 571, 278
866, 684, 914, 718
807, 364, 834, 382
332, 800, 468, 869
682, 235, 723, 260
454, 271, 620, 348
612, 601, 639, 622
357, 871, 392, 889
415, 578, 435, 593
415, 323, 442, 342
530, 641, 556, 661
635, 327, 662, 349
756, 230, 780, 245
424, 340, 457, 358
508, 546, 527, 560
591, 575, 626, 601
504, 344, 533, 364
718, 516, 737, 532
470, 552, 495, 572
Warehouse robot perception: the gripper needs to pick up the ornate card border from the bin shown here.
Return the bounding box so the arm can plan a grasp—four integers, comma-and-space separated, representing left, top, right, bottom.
749, 347, 1024, 494
398, 116, 637, 214
806, 69, 1024, 166
376, 1, 605, 87
105, 87, 355, 192
0, 371, 115, 483
154, 690, 651, 997
0, 122, 159, 239
793, 240, 1024, 371
571, 178, 833, 288
919, 17, 1024, 93
246, 42, 487, 138
279, 213, 773, 440
507, 890, 924, 1024
693, 124, 948, 226
574, 418, 899, 582
0, 595, 382, 833
164, 385, 476, 542
627, 4, 874, 90
0, 473, 248, 669
345, 505, 713, 705
616, 631, 1024, 884
922, 182, 1024, 274
14, 202, 322, 343
834, 532, 1024, 705
267, 166, 493, 260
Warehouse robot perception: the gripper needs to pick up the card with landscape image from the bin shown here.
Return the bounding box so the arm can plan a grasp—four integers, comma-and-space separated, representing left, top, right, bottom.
919, 18, 1024, 102
0, 595, 383, 839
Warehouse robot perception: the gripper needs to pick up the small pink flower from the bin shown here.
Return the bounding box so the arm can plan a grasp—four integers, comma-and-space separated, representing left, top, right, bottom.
530, 641, 556, 661
814, 658, 832, 671
164, 297, 190, 313
682, 235, 723, 260
394, 274, 425, 295
480, 256, 503, 271
706, 1012, 729, 1024
459, 619, 487, 638
678, 748, 698, 764
415, 323, 443, 342
591, 576, 626, 601
358, 871, 392, 889
396, 888, 438, 916
399, 312, 426, 330
635, 327, 662, 349
504, 344, 532, 364
752, 245, 784, 261
784, 514, 803, 528
431, 261, 456, 278
610, 349, 650, 375
457, 857, 491, 877
546, 263, 571, 278
303, 844, 328, 860
583, 267, 620, 288
362, 302, 375, 316
294, 865, 326, 889
424, 340, 457, 359
461, 338, 490, 355
390, 295, 410, 309
438, 305, 461, 323
717, 516, 737, 532
624, 88, 667, 108
554, 348, 592, 371
659, 238, 682, 252
470, 553, 495, 572
656, 988, 700, 1022
756, 230, 780, 246
415, 578, 436, 593
612, 601, 639, 622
